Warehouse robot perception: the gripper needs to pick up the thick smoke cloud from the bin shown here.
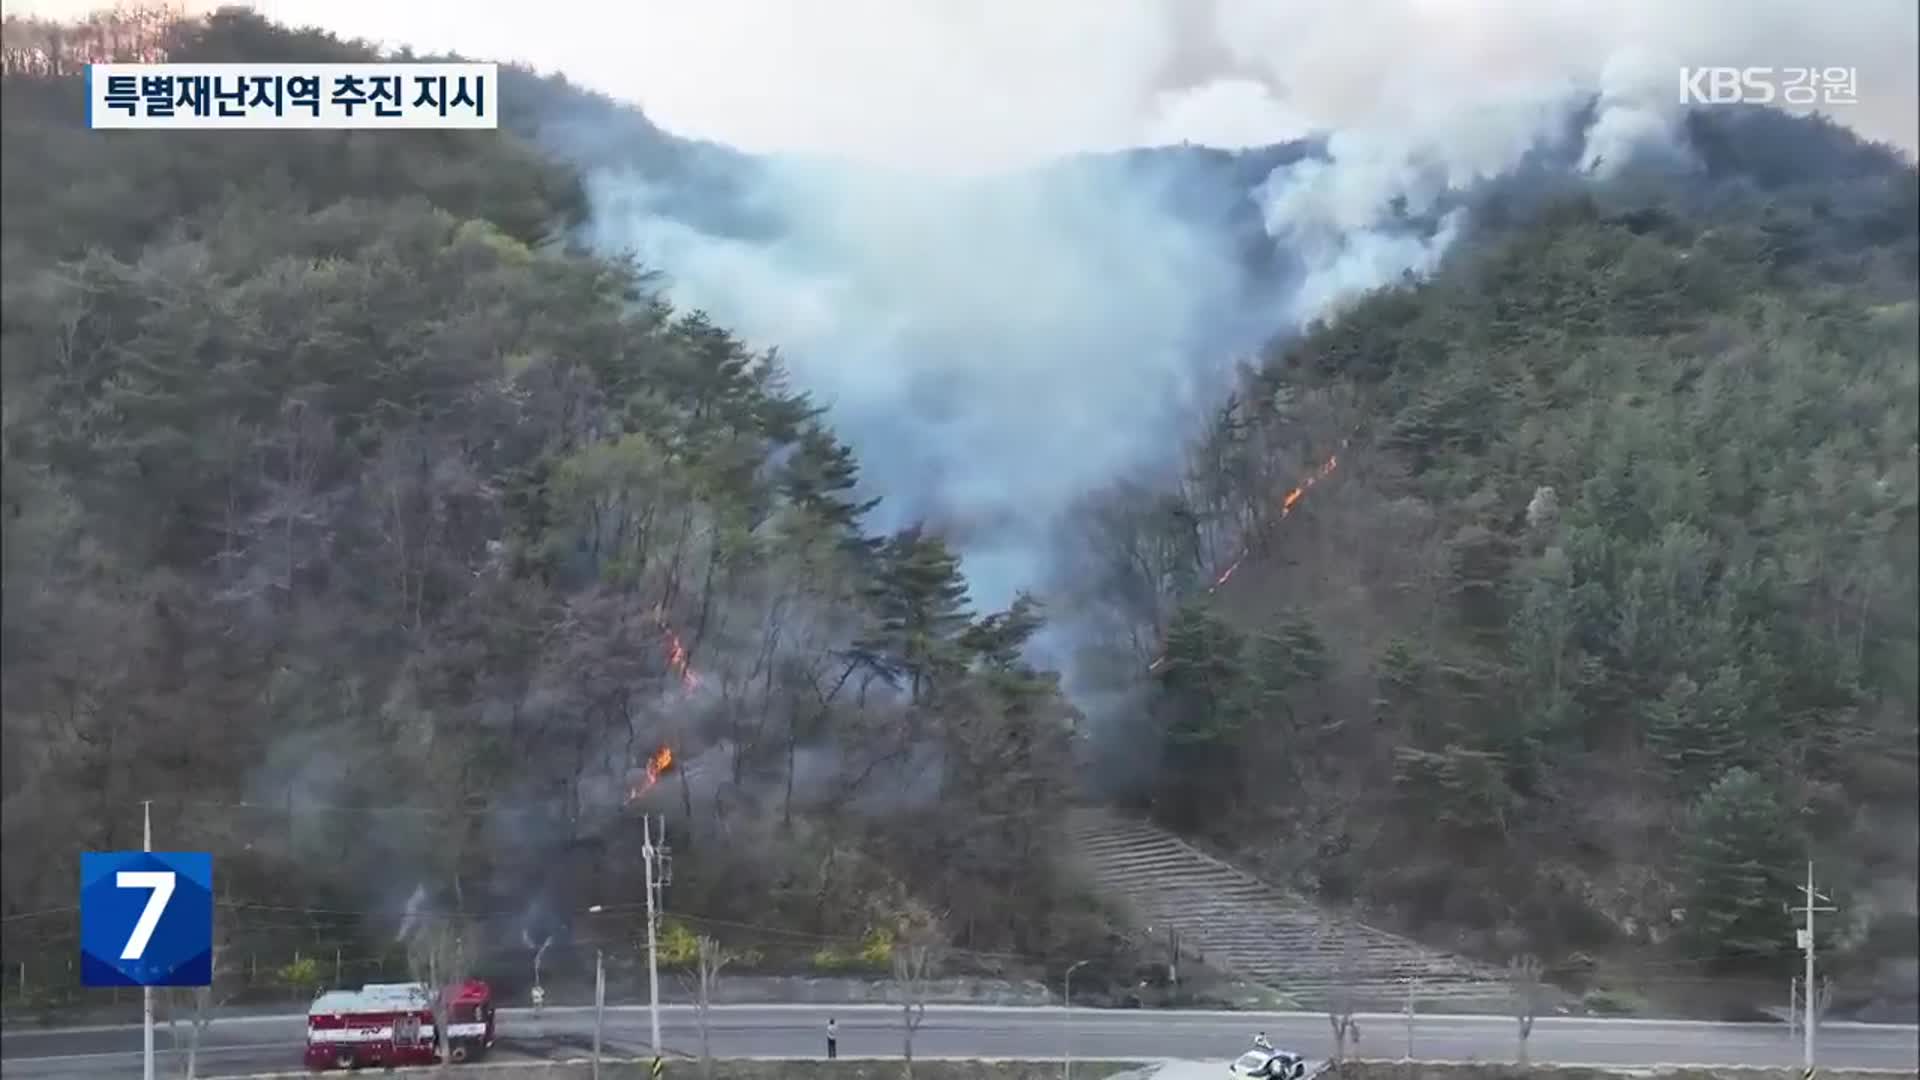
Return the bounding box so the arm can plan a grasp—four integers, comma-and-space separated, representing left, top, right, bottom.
80, 0, 1905, 631
1159, 0, 1916, 165
148, 0, 1918, 167
62, 0, 1898, 625
569, 77, 1704, 634
583, 155, 1274, 613
85, 0, 1911, 167
508, 3, 1903, 643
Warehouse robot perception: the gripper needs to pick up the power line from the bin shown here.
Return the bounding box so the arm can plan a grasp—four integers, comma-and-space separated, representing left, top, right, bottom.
150, 797, 525, 818
135, 797, 1066, 829
0, 895, 1002, 955
0, 900, 1042, 970
0, 906, 78, 924
3, 877, 1844, 975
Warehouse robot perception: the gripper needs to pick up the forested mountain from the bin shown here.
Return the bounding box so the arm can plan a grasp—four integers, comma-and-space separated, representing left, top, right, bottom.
1, 8, 1104, 1005
1066, 120, 1919, 1012
2, 3, 1915, 1022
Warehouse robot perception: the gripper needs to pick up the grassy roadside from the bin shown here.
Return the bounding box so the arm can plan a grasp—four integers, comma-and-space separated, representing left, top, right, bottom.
209, 1064, 1920, 1080
1328, 1066, 1920, 1080
217, 1062, 1152, 1080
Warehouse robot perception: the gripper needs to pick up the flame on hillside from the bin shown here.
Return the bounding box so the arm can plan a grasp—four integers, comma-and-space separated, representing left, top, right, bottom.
651, 605, 701, 692
1148, 442, 1347, 673
625, 745, 675, 805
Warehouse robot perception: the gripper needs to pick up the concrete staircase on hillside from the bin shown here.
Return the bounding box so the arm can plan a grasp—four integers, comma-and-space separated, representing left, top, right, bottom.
1068, 807, 1512, 1009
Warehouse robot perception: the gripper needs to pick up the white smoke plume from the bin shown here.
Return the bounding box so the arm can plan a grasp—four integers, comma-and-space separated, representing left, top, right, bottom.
395, 883, 429, 943
582, 153, 1268, 614
91, 0, 1912, 640
566, 73, 1706, 629
147, 0, 1918, 169
1256, 84, 1577, 323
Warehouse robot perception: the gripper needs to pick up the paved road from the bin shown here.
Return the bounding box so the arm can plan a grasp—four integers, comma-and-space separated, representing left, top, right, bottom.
3, 1005, 1915, 1077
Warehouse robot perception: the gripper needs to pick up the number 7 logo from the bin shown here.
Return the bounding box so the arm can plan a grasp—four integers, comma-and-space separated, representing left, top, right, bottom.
81, 851, 212, 987
116, 871, 176, 960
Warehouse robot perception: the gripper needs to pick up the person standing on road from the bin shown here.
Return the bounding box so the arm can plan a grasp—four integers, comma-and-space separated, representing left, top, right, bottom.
826, 1017, 838, 1059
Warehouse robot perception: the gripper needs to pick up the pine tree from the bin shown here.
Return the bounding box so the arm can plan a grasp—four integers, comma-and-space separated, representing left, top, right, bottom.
849, 526, 972, 703
1150, 603, 1250, 829
782, 423, 879, 540
1679, 767, 1799, 969
1250, 611, 1328, 725
960, 592, 1046, 674
1645, 668, 1747, 785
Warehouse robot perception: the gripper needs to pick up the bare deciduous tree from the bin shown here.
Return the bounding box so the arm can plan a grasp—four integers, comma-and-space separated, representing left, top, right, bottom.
692, 934, 732, 1078
403, 913, 471, 1076
1324, 919, 1360, 1062
891, 938, 939, 1079
524, 930, 553, 1010
165, 938, 236, 1079
1509, 953, 1544, 1065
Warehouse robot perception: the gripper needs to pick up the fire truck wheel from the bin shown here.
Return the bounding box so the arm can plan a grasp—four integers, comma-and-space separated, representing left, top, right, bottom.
449, 1045, 469, 1063
332, 1049, 354, 1070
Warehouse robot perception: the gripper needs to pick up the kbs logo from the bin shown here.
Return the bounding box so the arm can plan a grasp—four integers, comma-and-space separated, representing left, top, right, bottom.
79, 851, 213, 987
1680, 67, 1858, 106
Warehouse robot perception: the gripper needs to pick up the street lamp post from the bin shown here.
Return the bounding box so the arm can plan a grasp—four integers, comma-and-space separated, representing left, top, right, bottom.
1063, 960, 1091, 1080
586, 905, 608, 1076
592, 948, 606, 1080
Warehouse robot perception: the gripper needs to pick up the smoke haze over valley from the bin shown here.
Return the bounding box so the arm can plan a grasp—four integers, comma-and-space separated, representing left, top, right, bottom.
2, 0, 1916, 1027
13, 0, 1912, 651
531, 66, 1911, 682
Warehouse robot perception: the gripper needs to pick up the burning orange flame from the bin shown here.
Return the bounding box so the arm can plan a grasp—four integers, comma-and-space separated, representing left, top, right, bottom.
626, 745, 676, 804
651, 605, 701, 692
1150, 441, 1348, 673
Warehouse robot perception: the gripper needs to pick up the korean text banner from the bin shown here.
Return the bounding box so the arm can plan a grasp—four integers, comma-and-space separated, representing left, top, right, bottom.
86, 62, 498, 130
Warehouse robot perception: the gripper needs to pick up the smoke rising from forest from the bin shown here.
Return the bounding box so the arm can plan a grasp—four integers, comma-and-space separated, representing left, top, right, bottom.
101, 0, 1906, 642
562, 54, 1737, 672
113, 0, 1915, 169
1, 0, 1913, 1007
232, 0, 1914, 925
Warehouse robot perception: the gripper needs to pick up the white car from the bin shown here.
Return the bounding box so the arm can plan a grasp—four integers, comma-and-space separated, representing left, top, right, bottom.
1229, 1047, 1307, 1079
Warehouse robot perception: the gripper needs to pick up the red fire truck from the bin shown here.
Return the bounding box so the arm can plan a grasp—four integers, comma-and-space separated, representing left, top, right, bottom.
304, 980, 496, 1070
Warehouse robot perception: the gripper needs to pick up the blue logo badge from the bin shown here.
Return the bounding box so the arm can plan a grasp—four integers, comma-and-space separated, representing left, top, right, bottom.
80, 852, 213, 987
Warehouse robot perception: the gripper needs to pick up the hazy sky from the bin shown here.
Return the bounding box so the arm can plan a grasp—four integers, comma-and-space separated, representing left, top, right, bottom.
8, 0, 1916, 171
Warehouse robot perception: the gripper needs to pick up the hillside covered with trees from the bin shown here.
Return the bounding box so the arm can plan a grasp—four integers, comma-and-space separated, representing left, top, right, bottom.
1, 7, 1111, 1008
1067, 116, 1919, 1012
2, 3, 1915, 1023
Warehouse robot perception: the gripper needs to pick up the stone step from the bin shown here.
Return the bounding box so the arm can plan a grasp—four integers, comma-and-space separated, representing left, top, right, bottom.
1069, 808, 1508, 1001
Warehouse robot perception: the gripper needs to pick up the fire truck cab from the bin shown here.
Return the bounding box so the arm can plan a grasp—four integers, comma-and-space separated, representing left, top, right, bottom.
304, 980, 495, 1070
439, 979, 498, 1062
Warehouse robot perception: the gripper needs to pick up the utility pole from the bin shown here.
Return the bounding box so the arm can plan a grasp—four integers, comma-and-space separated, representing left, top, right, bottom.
641, 815, 669, 1057
143, 800, 155, 1080
1792, 860, 1837, 1070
